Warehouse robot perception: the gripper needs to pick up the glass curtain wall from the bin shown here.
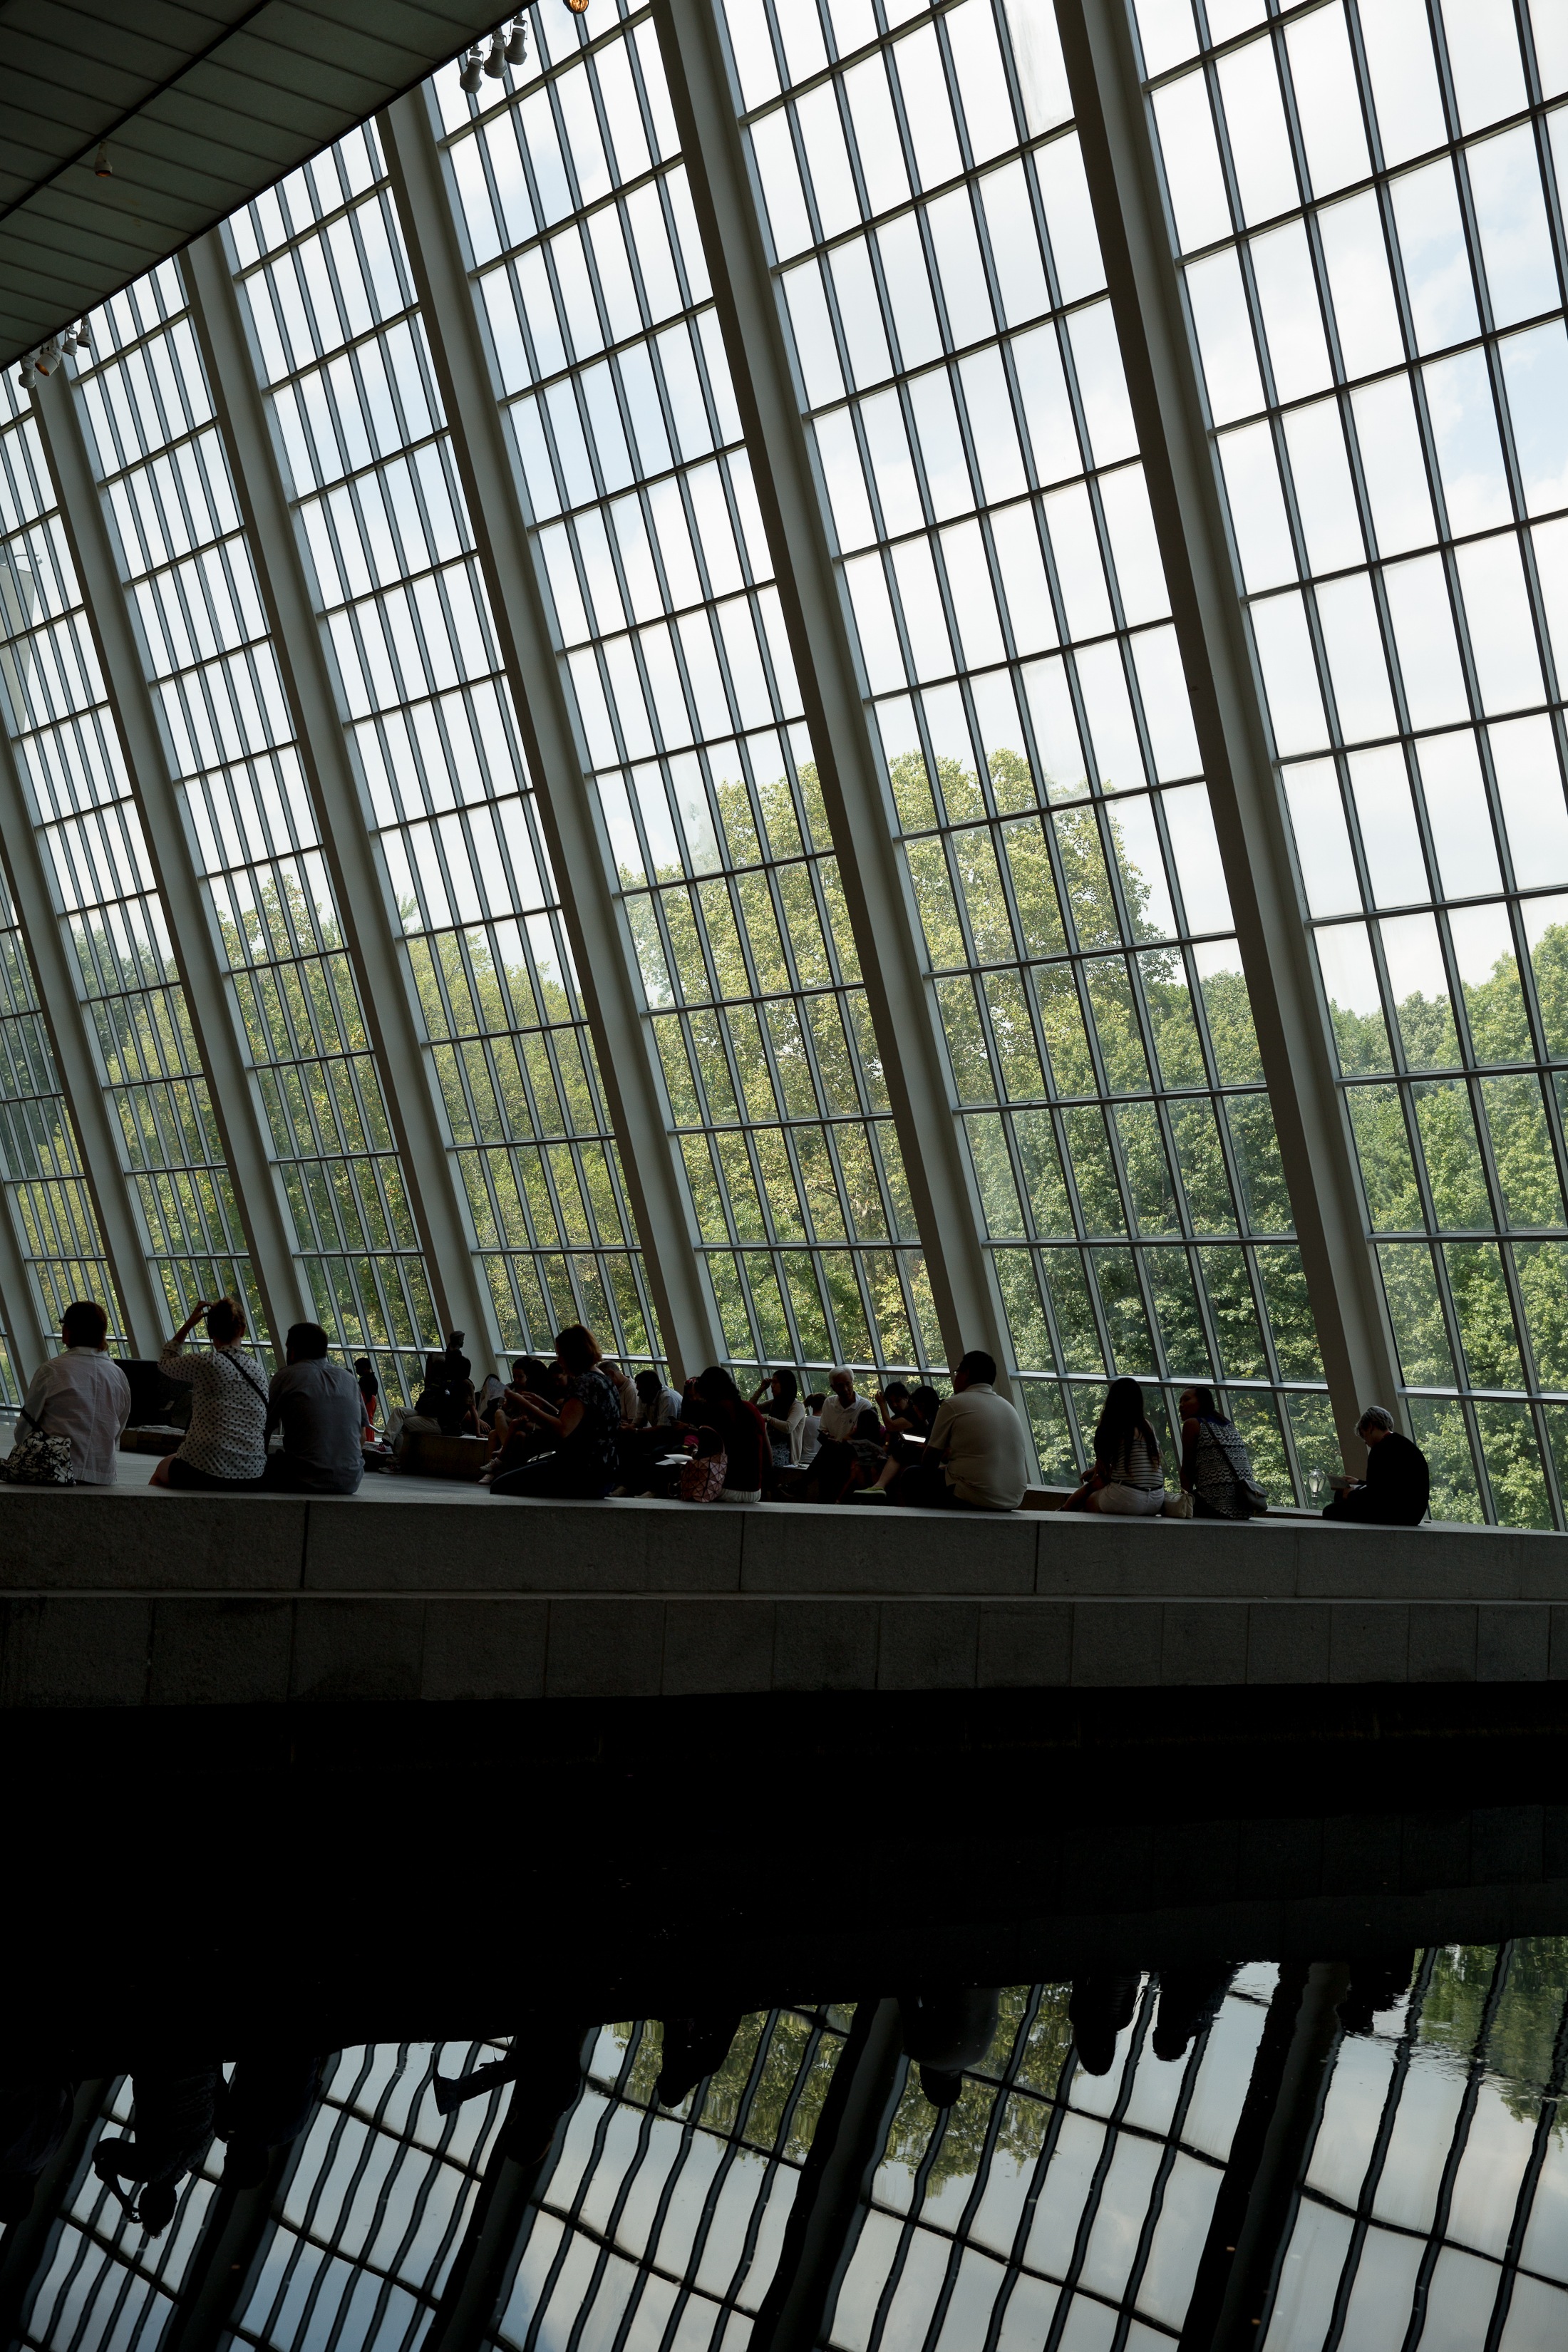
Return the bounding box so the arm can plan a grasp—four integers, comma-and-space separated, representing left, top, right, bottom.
825, 1972, 1269, 2351
1264, 1944, 1568, 2348
0, 356, 253, 1330
721, 0, 1331, 1494
436, 8, 938, 1382
227, 127, 661, 1371
491, 2008, 849, 2346
1137, 0, 1568, 1523
0, 862, 118, 1383
73, 264, 443, 1388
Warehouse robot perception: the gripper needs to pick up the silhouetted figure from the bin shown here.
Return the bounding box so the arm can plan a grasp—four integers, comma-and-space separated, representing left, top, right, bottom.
899, 1988, 1000, 2108
0, 2077, 76, 2222
1322, 1407, 1430, 1525
1152, 1964, 1238, 2062
431, 2026, 588, 2159
655, 2016, 742, 2108
215, 2054, 326, 2188
92, 2065, 221, 2234
1339, 1954, 1415, 2036
1069, 1974, 1142, 2076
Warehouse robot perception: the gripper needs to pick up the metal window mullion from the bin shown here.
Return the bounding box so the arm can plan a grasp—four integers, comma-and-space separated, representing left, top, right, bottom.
182, 232, 496, 1361
29, 366, 305, 1351
1056, 0, 1405, 1463
0, 722, 160, 1358
653, 0, 1010, 1383
386, 99, 726, 1378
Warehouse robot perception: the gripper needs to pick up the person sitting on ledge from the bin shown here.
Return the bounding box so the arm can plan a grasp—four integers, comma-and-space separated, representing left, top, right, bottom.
14, 1299, 130, 1485
263, 1323, 364, 1495
1065, 1378, 1166, 1515
1321, 1405, 1430, 1525
490, 1324, 621, 1500
888, 1349, 1030, 1511
151, 1297, 268, 1491
680, 1366, 770, 1503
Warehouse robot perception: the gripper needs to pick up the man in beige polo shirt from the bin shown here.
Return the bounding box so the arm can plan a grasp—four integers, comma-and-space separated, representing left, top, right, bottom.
889, 1348, 1030, 1511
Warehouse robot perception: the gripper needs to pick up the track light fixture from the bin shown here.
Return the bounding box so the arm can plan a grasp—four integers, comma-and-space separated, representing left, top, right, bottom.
505, 16, 527, 61
485, 29, 507, 73
93, 143, 112, 177
458, 44, 485, 91
18, 356, 37, 390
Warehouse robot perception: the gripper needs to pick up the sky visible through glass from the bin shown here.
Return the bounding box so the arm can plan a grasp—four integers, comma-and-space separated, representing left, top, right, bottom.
0, 0, 1567, 1515
1135, 0, 1568, 1522
10, 1951, 1567, 2352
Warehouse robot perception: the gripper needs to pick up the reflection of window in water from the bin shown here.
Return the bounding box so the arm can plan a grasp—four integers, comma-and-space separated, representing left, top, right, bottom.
11, 1954, 1566, 2352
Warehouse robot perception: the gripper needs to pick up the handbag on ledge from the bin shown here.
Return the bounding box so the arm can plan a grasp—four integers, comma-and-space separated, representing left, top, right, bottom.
0, 1403, 73, 1485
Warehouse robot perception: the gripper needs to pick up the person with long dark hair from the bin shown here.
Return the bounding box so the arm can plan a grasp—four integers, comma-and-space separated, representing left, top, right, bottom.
1066, 1376, 1165, 1514
1178, 1386, 1267, 1518
751, 1368, 805, 1469
685, 1366, 769, 1502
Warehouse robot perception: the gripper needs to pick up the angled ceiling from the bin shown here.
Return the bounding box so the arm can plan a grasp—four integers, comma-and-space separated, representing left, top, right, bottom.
0, 0, 510, 366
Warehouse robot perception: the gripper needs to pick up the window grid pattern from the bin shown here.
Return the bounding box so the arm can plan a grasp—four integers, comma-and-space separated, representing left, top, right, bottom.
1264, 1941, 1568, 2347
0, 855, 118, 1373
74, 267, 443, 1390
1139, 0, 1568, 1525
438, 6, 942, 1380
492, 2006, 850, 2349
724, 0, 1331, 1496
0, 360, 254, 1328
825, 1970, 1271, 2351
229, 2043, 512, 2352
228, 127, 663, 1371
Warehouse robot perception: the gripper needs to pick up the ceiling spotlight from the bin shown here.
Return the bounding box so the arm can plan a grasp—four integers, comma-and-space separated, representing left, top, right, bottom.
564, 0, 589, 14
93, 143, 112, 177
19, 357, 38, 390
505, 16, 527, 62
458, 44, 485, 92
485, 29, 507, 74
61, 326, 77, 354
35, 338, 59, 376
74, 319, 91, 350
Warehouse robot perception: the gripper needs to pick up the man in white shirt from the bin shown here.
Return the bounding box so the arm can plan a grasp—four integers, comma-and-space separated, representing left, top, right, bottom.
817, 1369, 862, 1443
893, 1349, 1030, 1512
16, 1300, 131, 1485
632, 1371, 684, 1429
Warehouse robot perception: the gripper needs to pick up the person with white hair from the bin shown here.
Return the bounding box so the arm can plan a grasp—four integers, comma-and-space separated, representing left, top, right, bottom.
1321, 1405, 1430, 1525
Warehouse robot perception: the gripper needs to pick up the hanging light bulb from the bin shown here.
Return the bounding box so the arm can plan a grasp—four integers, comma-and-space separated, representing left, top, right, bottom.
93, 142, 112, 177
505, 16, 527, 63
458, 44, 485, 91
485, 29, 507, 74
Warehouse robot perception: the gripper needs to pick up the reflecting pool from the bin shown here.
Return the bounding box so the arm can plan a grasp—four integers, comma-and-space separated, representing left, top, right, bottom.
6, 1945, 1565, 2352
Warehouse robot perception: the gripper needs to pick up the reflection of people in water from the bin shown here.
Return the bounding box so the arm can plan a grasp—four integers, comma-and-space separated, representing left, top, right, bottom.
656, 2016, 742, 2109
0, 2077, 77, 2222
1339, 1953, 1415, 2036
215, 2055, 327, 2187
93, 2065, 222, 2234
433, 2024, 589, 2170
898, 1989, 1000, 2108
1152, 1964, 1238, 2062
1068, 1975, 1142, 2076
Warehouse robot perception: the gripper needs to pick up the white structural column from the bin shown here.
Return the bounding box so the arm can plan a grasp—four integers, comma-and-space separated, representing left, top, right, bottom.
0, 718, 167, 1359
31, 366, 309, 1355
381, 91, 726, 1383
179, 232, 495, 1361
652, 0, 1009, 1385
1053, 0, 1403, 1460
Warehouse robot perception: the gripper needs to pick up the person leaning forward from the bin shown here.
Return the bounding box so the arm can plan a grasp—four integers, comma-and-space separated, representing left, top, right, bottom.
1321, 1405, 1430, 1526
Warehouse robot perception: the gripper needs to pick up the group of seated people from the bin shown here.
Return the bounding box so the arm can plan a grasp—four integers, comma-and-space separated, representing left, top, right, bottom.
1, 1301, 1430, 1525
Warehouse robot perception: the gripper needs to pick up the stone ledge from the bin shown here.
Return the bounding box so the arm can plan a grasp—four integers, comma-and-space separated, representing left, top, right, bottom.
2, 1589, 1564, 1706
